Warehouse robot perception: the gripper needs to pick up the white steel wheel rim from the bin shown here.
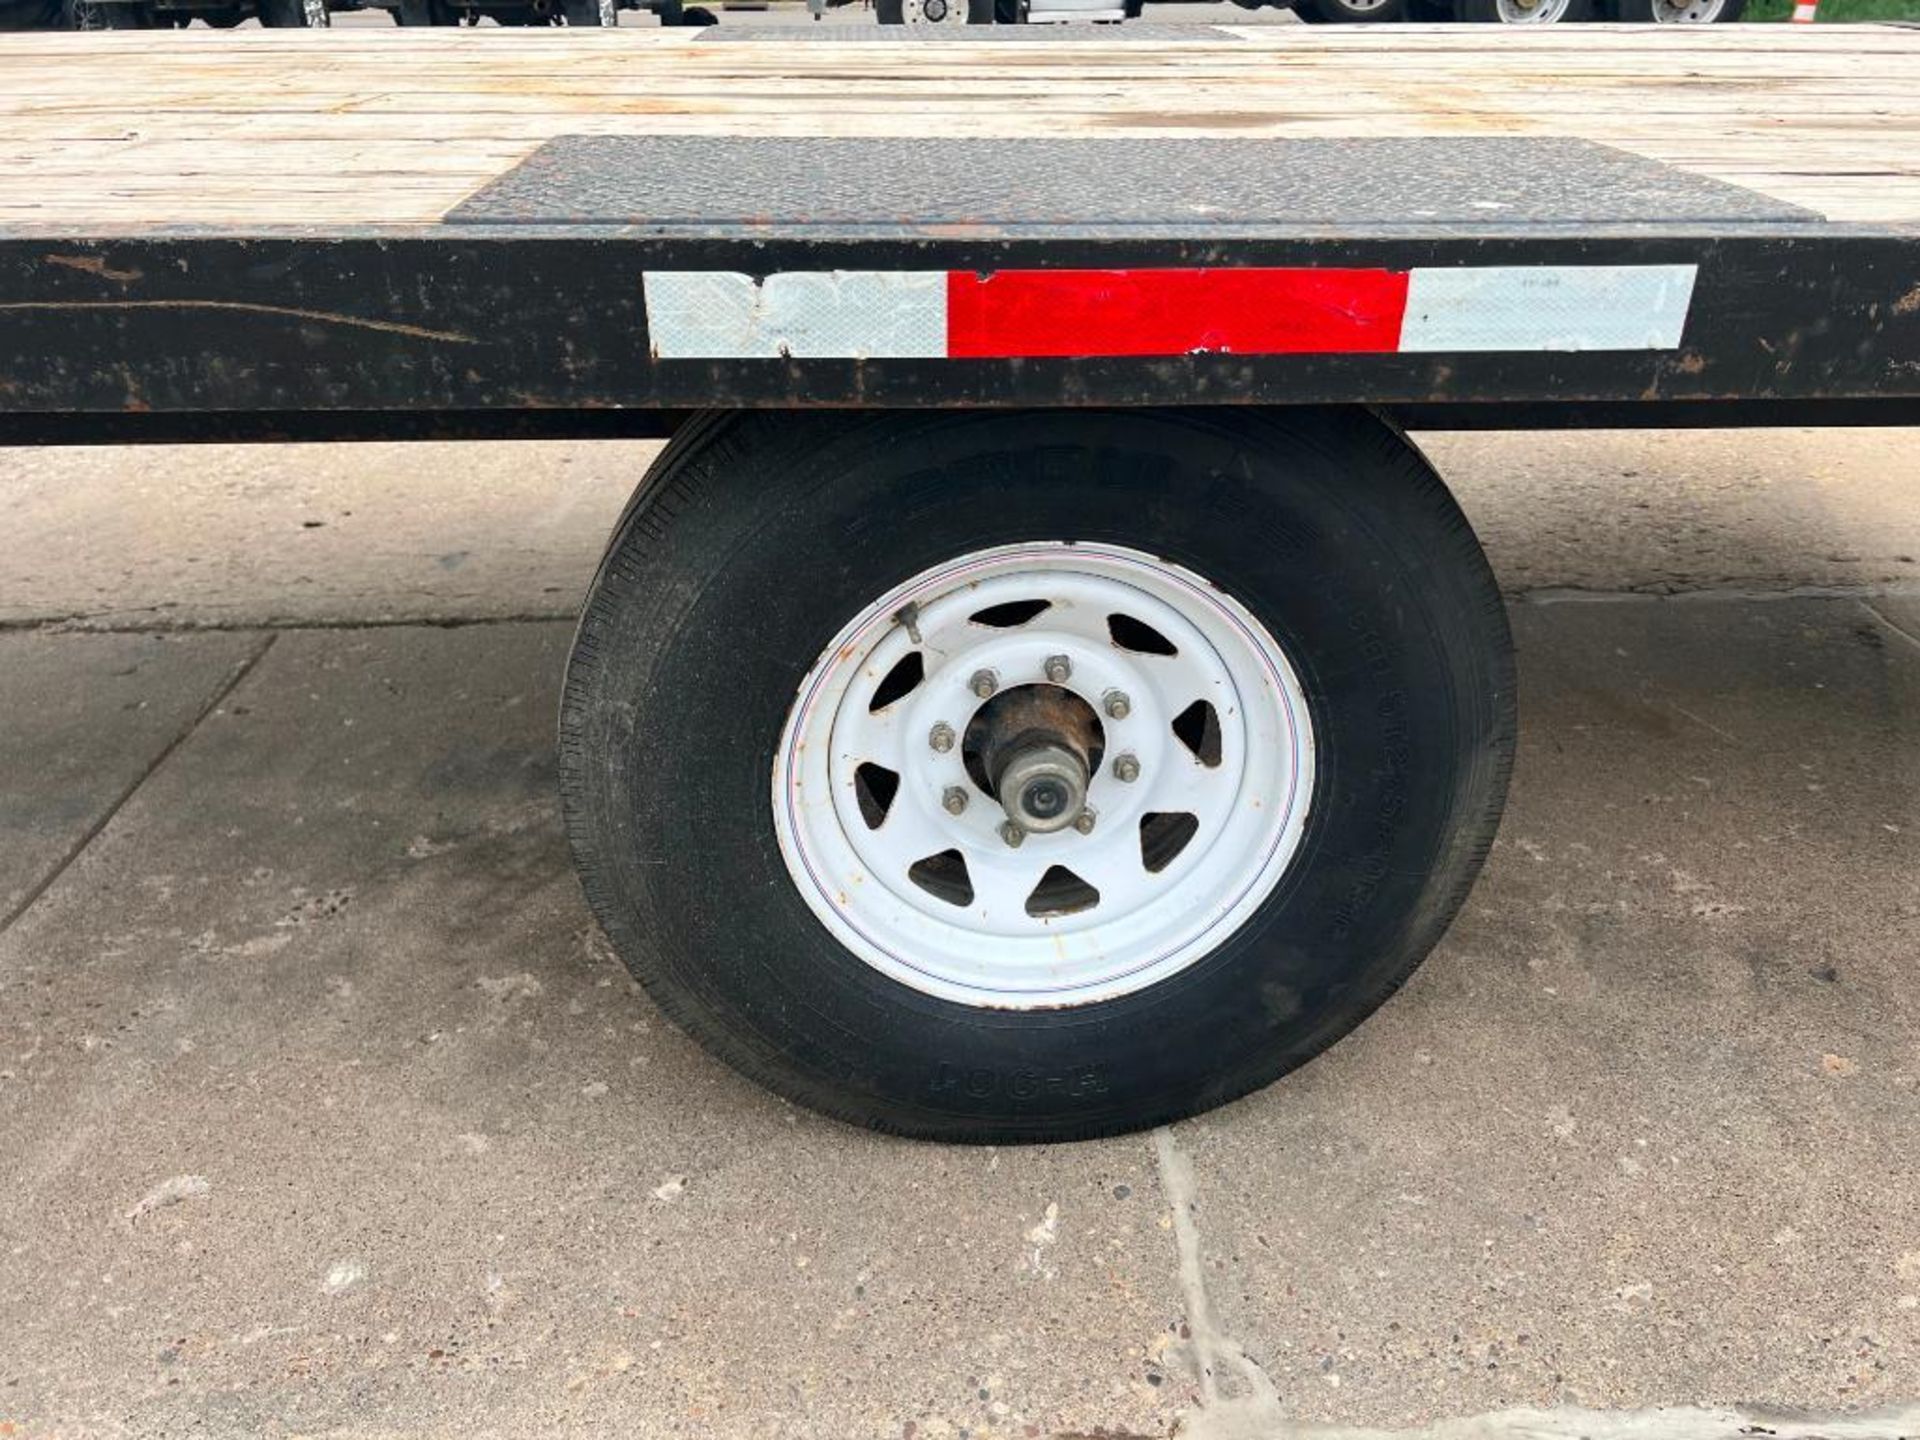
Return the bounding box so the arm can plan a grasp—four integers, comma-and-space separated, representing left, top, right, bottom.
1496, 0, 1572, 20
772, 542, 1315, 1010
1651, 0, 1722, 19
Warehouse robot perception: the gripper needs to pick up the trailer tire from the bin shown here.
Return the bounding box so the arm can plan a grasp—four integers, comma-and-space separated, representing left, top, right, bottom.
561, 409, 1514, 1143
2, 0, 62, 26
258, 0, 329, 23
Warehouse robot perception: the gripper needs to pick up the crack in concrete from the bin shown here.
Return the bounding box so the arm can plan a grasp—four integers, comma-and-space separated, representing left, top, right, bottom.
0, 631, 277, 937
1518, 581, 1920, 607
1152, 1124, 1285, 1440
1862, 599, 1920, 656
1149, 1126, 1920, 1440
0, 611, 575, 637
4, 584, 1918, 639
1223, 1405, 1920, 1439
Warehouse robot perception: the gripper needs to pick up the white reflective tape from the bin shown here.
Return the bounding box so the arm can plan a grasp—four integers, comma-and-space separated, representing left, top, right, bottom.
1399, 265, 1697, 353
643, 270, 946, 360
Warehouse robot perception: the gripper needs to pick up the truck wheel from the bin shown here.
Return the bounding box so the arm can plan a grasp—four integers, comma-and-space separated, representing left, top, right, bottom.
67, 0, 149, 24
562, 410, 1513, 1142
258, 0, 328, 23
876, 0, 990, 22
1456, 0, 1589, 18
1611, 0, 1740, 18
1291, 0, 1408, 22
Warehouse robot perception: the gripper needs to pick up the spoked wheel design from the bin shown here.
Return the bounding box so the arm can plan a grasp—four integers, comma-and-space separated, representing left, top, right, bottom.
775, 543, 1313, 1008
562, 409, 1514, 1142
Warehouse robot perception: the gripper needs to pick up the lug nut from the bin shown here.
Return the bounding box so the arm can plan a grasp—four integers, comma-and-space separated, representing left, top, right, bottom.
1073, 808, 1097, 836
998, 821, 1026, 849
1044, 654, 1073, 684
942, 786, 969, 816
1112, 754, 1140, 784
969, 669, 998, 700
1103, 690, 1131, 720
929, 722, 956, 754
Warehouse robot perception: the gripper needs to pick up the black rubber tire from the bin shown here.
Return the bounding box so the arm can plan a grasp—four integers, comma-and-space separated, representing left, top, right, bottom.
678, 2, 714, 19
1, 0, 63, 28
392, 0, 453, 23
258, 0, 328, 23
561, 408, 1514, 1143
560, 0, 614, 22
1291, 0, 1408, 21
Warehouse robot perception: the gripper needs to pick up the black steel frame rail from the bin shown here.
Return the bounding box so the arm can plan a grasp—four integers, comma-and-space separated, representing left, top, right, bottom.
3, 226, 1917, 443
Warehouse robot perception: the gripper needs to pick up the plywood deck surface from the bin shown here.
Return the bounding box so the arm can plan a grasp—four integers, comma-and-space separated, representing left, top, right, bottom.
1, 25, 1918, 235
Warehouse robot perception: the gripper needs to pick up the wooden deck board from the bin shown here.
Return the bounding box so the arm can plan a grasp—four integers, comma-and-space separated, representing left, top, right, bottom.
2, 25, 1918, 232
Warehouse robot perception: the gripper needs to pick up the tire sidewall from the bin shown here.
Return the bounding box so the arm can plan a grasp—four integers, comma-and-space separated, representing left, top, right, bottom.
563, 410, 1511, 1138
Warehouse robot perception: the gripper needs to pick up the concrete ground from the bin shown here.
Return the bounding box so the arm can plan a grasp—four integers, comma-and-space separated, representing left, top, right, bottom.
2, 426, 1918, 1440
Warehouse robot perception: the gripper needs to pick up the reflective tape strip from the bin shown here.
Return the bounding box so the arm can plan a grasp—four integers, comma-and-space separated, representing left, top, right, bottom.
643, 265, 1697, 360
1399, 265, 1698, 353
642, 270, 946, 360
945, 268, 1411, 358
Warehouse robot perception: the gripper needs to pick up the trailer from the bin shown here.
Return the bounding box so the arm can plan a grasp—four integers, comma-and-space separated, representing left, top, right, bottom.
3, 25, 1917, 1141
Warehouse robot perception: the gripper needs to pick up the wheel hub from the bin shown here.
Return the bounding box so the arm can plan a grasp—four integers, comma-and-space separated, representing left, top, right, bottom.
998, 742, 1084, 833
964, 682, 1103, 835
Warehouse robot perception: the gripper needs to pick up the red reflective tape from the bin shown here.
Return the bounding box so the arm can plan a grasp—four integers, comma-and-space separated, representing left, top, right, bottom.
944, 268, 1411, 359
